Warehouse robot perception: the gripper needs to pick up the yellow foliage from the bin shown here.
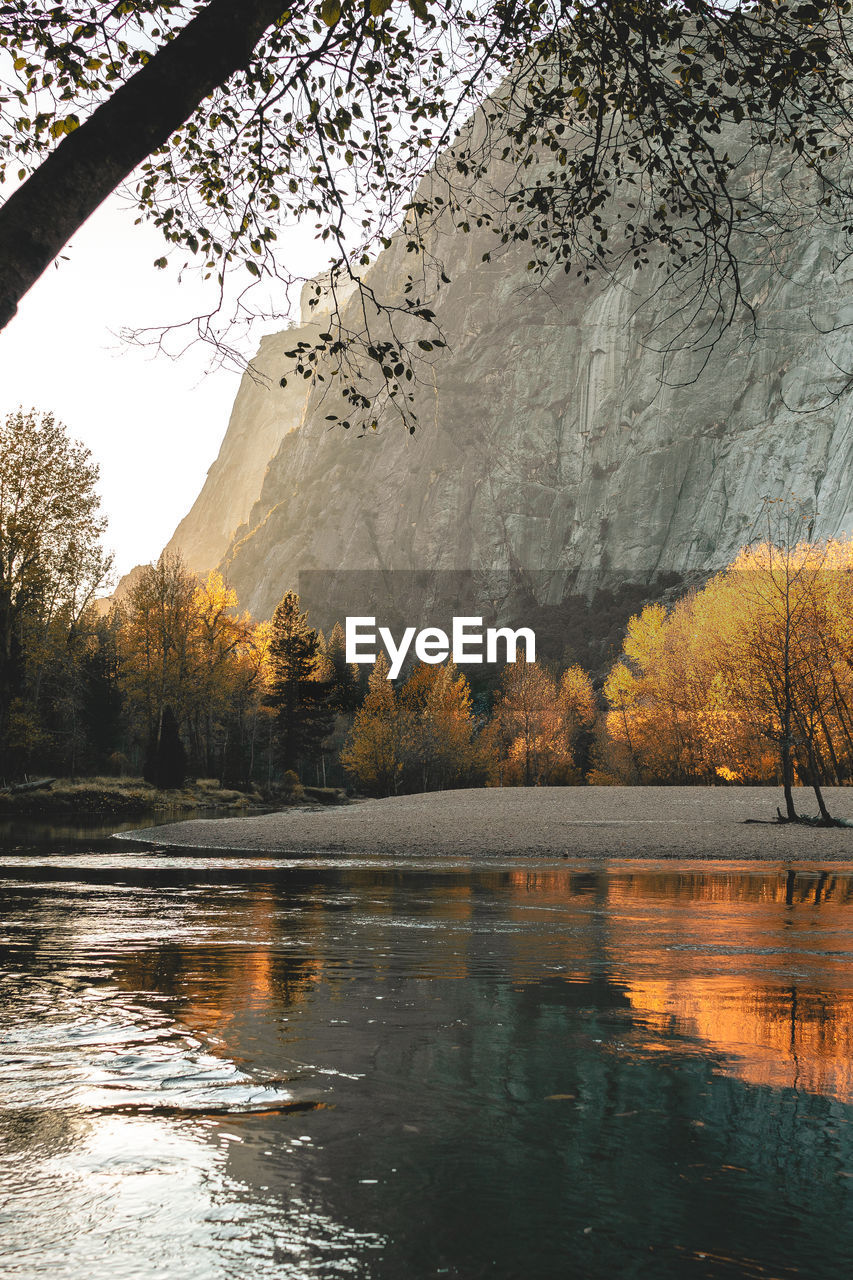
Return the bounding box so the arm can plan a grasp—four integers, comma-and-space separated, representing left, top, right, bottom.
342, 658, 477, 793
341, 654, 404, 794
603, 530, 853, 793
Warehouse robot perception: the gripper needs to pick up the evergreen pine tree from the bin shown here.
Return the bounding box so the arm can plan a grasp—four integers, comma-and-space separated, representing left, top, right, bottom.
266, 591, 333, 776
82, 613, 124, 767
326, 621, 360, 713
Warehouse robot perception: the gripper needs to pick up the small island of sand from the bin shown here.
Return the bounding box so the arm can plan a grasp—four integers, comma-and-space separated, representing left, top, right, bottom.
118, 786, 853, 860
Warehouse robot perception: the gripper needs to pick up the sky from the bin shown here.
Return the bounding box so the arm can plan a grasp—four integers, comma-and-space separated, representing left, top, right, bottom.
0, 193, 326, 581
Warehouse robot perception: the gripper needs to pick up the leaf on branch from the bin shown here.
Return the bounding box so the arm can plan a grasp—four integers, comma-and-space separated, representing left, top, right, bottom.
320, 0, 341, 26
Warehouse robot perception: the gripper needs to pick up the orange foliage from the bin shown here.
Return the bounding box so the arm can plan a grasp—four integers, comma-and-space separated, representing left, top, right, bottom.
487, 660, 595, 786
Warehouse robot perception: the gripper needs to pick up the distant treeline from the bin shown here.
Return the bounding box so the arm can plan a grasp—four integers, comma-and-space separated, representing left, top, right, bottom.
7, 538, 853, 813
3, 411, 852, 808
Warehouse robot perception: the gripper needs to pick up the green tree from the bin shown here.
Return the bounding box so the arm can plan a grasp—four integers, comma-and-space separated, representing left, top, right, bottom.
81, 609, 125, 770
266, 589, 333, 775
324, 620, 361, 714
0, 408, 112, 777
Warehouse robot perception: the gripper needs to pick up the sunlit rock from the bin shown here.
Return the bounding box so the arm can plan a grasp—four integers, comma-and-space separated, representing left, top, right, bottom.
164, 141, 853, 624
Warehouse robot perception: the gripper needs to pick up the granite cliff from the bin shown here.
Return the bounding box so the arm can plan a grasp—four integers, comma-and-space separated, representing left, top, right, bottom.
162, 137, 853, 640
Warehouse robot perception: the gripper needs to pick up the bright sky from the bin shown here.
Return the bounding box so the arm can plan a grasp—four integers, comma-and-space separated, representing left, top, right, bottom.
0, 193, 326, 581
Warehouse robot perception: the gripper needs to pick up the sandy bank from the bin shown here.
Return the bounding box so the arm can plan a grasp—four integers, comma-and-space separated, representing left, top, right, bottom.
117, 786, 853, 859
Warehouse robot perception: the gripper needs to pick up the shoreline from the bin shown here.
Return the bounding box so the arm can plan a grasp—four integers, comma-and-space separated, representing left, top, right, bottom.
117, 786, 853, 861
0, 776, 269, 819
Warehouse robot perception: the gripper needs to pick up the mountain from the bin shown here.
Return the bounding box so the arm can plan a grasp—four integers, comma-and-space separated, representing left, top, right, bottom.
160, 125, 853, 657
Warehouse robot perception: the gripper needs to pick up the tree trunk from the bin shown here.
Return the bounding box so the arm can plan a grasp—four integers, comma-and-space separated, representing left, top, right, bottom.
781, 736, 798, 821
810, 775, 832, 822
780, 651, 798, 820
792, 703, 835, 824
0, 0, 287, 330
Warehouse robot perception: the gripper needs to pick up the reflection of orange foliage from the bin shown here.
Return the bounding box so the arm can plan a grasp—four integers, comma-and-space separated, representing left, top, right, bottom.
500, 867, 853, 1101
607, 869, 853, 906
169, 895, 319, 1040
602, 869, 853, 1100
114, 868, 853, 1105
626, 976, 853, 1102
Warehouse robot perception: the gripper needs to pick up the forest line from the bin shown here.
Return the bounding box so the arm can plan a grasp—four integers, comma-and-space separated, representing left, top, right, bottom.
3, 410, 853, 816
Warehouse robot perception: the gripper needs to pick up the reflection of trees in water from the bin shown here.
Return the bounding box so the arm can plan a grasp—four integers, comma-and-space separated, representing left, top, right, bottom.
20, 865, 853, 1112
105, 866, 853, 1106
624, 976, 853, 1102
8, 866, 853, 1278
610, 868, 853, 907
497, 866, 853, 905
215, 954, 853, 1280
111, 888, 320, 1045
493, 867, 853, 1103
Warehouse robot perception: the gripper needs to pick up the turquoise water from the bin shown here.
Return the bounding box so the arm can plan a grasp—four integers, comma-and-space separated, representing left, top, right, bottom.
2, 832, 853, 1278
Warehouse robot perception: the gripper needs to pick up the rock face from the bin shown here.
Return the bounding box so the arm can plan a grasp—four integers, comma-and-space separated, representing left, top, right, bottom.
163, 332, 311, 575
165, 149, 853, 629
162, 273, 356, 574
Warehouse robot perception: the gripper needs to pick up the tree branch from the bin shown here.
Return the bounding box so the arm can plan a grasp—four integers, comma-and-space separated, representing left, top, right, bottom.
0, 0, 288, 329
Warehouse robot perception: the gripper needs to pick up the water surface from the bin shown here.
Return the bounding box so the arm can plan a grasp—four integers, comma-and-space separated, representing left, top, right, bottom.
2, 831, 853, 1278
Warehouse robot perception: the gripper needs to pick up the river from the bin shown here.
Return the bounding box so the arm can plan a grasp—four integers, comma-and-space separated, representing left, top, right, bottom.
2, 819, 853, 1278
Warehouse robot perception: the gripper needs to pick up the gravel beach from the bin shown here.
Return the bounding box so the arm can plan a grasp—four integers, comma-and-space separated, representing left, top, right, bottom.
118, 786, 853, 859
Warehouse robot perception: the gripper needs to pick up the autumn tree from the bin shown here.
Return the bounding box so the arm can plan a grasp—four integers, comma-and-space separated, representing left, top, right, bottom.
341, 653, 405, 795
707, 537, 842, 822
0, 408, 112, 777
807, 537, 853, 782
187, 570, 259, 775
398, 660, 477, 790
600, 523, 853, 821
217, 615, 271, 786
602, 598, 720, 784
602, 587, 782, 787
554, 665, 597, 779
480, 660, 596, 786
120, 551, 199, 759
265, 589, 333, 776
488, 660, 555, 786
